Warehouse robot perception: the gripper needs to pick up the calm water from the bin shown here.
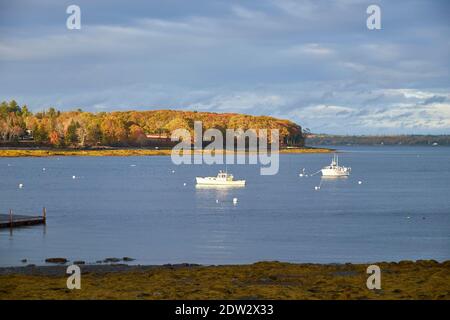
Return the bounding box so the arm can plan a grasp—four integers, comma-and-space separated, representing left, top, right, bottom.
1, 146, 449, 266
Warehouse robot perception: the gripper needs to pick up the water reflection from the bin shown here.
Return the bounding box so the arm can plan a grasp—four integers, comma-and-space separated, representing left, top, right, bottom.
193, 184, 244, 261
195, 184, 244, 205
320, 176, 349, 180
315, 175, 350, 192
195, 184, 245, 190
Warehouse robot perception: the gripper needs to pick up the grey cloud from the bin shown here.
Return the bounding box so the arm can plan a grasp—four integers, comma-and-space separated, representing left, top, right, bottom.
421, 95, 447, 105
0, 0, 449, 134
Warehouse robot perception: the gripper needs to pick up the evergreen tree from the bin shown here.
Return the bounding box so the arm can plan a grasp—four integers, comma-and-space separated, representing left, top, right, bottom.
65, 120, 79, 145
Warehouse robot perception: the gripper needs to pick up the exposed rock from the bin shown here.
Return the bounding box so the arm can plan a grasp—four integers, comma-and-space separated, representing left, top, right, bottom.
163, 263, 200, 268
136, 292, 150, 299
45, 258, 68, 264
122, 257, 135, 262
73, 260, 85, 265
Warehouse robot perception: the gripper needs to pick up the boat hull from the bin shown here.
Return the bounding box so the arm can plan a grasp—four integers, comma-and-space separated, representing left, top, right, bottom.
321, 169, 350, 177
196, 177, 246, 186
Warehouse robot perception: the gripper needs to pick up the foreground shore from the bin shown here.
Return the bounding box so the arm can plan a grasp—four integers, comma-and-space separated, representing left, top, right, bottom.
0, 147, 332, 157
1, 260, 449, 300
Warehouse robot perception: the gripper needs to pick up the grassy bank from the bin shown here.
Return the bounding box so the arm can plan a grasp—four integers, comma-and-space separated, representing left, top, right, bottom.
0, 147, 332, 157
1, 260, 449, 300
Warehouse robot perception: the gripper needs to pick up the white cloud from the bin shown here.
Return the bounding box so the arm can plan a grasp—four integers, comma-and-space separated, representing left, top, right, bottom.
231, 5, 266, 20
281, 43, 334, 57
187, 92, 287, 113
383, 89, 441, 100
300, 105, 355, 118
357, 103, 450, 130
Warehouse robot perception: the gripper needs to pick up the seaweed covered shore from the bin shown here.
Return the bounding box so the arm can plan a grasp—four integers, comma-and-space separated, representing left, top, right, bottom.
0, 147, 332, 157
1, 260, 449, 300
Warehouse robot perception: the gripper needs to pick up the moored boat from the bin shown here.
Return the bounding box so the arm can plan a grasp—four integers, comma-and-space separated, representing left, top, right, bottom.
196, 171, 246, 186
321, 154, 351, 177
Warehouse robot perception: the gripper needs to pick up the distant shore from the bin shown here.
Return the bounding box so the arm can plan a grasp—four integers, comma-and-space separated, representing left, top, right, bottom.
306, 134, 450, 146
0, 147, 332, 157
1, 260, 449, 299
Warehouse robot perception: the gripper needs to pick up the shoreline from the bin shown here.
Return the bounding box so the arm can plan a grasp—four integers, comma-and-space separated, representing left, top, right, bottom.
1, 260, 449, 299
0, 147, 333, 157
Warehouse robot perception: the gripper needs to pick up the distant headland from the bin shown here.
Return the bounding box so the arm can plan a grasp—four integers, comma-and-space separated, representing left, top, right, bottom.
307, 134, 450, 146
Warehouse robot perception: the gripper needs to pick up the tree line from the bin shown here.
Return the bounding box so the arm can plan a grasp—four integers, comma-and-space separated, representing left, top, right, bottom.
0, 100, 304, 148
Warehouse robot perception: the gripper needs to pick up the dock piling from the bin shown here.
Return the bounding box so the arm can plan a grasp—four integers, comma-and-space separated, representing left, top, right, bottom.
1, 209, 46, 229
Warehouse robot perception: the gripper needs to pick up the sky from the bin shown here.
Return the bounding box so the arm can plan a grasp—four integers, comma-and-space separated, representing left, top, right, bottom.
0, 0, 449, 134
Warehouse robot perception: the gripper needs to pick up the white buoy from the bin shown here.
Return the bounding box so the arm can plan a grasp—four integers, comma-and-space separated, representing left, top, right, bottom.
216, 199, 219, 203
314, 186, 320, 190
19, 183, 24, 189
358, 181, 362, 185
299, 173, 303, 177
171, 170, 175, 173
42, 168, 46, 171
183, 183, 187, 186
233, 198, 238, 204
72, 175, 76, 179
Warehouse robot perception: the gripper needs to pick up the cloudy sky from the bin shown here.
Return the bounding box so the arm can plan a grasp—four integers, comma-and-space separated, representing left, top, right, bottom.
0, 0, 449, 134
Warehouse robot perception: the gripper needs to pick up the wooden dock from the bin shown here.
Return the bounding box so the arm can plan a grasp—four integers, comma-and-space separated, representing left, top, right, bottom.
0, 208, 46, 228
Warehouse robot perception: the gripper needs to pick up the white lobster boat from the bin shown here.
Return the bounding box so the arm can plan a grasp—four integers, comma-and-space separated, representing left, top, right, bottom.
321, 154, 351, 177
196, 171, 245, 186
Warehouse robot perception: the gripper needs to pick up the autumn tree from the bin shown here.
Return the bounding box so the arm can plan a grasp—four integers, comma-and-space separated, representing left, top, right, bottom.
49, 131, 62, 147
100, 115, 127, 145
85, 121, 102, 146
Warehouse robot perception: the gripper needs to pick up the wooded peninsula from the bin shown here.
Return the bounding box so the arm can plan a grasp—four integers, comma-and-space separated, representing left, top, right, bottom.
0, 100, 304, 148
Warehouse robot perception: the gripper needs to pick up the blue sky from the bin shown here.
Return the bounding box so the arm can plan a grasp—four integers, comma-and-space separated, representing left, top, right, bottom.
0, 0, 449, 134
